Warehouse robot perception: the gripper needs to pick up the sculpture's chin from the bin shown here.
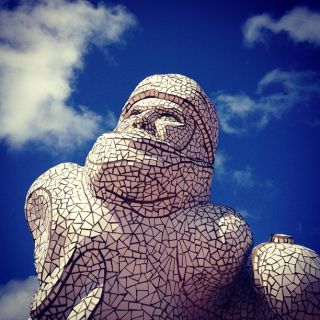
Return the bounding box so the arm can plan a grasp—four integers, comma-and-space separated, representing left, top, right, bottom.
83, 131, 213, 214
84, 159, 181, 203
84, 156, 212, 216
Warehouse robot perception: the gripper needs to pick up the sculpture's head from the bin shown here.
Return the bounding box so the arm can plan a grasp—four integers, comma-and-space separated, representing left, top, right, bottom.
85, 74, 218, 217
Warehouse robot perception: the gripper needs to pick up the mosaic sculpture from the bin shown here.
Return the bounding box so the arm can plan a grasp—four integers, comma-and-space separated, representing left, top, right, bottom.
26, 74, 320, 319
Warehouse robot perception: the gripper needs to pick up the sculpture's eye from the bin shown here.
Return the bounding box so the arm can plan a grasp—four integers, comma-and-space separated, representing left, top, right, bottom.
129, 109, 142, 117
160, 112, 183, 123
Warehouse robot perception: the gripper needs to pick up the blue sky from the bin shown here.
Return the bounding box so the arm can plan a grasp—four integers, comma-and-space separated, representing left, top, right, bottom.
0, 0, 320, 318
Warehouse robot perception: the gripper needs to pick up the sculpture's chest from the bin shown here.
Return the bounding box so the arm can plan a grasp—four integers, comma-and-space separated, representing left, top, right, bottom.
85, 214, 220, 319
91, 221, 187, 319
101, 219, 183, 284
50, 199, 224, 318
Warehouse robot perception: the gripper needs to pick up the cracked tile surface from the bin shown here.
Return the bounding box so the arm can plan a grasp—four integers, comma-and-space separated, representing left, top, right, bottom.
26, 74, 320, 319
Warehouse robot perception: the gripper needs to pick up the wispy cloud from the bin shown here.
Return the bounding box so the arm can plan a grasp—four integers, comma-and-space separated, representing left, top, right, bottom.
213, 69, 320, 135
243, 6, 320, 47
214, 152, 228, 177
237, 209, 260, 220
215, 152, 255, 188
0, 0, 136, 149
215, 153, 260, 220
0, 276, 38, 320
232, 166, 254, 188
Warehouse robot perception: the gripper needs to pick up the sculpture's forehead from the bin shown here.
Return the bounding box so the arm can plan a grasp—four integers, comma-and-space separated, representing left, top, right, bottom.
124, 74, 215, 117
133, 74, 201, 99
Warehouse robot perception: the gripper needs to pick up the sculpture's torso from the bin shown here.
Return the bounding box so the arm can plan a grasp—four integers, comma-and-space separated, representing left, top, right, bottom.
26, 163, 252, 320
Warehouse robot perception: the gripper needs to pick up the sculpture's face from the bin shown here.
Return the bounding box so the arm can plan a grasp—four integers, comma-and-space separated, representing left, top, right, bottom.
84, 74, 217, 217
116, 98, 195, 152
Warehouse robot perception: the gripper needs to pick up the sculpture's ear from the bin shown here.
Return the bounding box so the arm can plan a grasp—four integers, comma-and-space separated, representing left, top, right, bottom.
25, 188, 52, 276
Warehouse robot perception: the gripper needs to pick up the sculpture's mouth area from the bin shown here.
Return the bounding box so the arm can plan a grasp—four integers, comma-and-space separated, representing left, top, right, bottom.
87, 131, 211, 168
109, 131, 185, 154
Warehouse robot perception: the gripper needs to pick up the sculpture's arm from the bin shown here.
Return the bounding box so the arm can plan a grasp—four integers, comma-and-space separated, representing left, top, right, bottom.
25, 162, 82, 277
25, 163, 96, 317
252, 234, 320, 319
25, 186, 52, 277
209, 205, 253, 265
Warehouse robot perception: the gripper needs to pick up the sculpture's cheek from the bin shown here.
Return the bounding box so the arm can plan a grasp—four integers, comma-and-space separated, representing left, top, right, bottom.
154, 117, 195, 151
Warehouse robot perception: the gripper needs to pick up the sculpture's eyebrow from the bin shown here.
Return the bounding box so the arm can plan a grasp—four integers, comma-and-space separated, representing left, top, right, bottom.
122, 104, 145, 118
123, 100, 185, 118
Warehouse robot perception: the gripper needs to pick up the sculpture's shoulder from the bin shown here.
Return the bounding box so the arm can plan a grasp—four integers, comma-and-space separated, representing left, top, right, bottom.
185, 203, 253, 266
27, 162, 83, 198
190, 203, 253, 247
174, 203, 254, 309
25, 162, 84, 235
252, 237, 320, 319
25, 162, 83, 227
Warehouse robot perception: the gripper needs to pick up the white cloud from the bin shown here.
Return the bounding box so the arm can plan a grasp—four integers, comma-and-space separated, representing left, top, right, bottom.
213, 94, 255, 135
0, 0, 136, 149
243, 6, 320, 47
0, 276, 38, 320
213, 69, 320, 135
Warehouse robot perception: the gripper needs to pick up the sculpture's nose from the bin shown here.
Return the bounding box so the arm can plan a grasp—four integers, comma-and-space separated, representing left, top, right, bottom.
132, 111, 157, 136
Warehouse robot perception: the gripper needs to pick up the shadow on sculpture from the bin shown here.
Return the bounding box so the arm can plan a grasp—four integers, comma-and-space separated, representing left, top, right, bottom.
26, 74, 320, 319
